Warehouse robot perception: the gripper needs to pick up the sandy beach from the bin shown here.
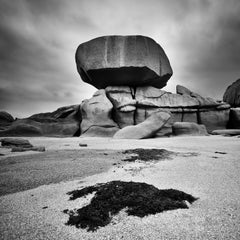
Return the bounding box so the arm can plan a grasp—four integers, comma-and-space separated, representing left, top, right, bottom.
0, 135, 240, 239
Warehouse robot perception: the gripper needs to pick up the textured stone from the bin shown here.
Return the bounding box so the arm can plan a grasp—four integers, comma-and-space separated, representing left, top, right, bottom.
228, 108, 240, 129
177, 85, 220, 107
199, 108, 230, 132
106, 86, 135, 128
223, 79, 240, 107
176, 85, 192, 96
172, 122, 208, 136
76, 35, 172, 89
113, 110, 171, 139
212, 129, 240, 136
0, 105, 81, 137
106, 86, 136, 111
0, 138, 33, 148
80, 126, 119, 137
135, 86, 199, 108
0, 123, 42, 137
80, 90, 119, 137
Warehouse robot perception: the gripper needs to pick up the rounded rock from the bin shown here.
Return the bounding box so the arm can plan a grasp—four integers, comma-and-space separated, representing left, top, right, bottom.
76, 35, 173, 89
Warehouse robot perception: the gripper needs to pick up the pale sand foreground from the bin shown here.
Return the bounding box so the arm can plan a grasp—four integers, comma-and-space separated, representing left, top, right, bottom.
0, 136, 240, 240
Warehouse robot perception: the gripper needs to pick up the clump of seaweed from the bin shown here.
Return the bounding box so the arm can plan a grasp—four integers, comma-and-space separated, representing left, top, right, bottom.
64, 181, 198, 231
122, 148, 175, 162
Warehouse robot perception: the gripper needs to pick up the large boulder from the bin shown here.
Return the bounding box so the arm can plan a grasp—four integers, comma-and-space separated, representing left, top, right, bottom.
223, 79, 240, 107
113, 110, 171, 139
172, 122, 208, 136
76, 35, 173, 89
80, 90, 119, 137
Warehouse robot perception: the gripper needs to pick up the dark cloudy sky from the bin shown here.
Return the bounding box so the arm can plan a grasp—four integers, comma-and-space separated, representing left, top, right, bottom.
0, 0, 240, 117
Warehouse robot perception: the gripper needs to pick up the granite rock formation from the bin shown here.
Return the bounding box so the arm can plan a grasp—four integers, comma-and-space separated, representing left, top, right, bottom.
172, 122, 208, 136
223, 79, 240, 107
80, 90, 119, 137
113, 110, 171, 139
0, 105, 81, 137
76, 35, 173, 89
104, 85, 230, 134
227, 108, 240, 129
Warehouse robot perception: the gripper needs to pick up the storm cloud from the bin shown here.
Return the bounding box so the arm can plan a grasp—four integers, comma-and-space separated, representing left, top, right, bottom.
0, 0, 239, 117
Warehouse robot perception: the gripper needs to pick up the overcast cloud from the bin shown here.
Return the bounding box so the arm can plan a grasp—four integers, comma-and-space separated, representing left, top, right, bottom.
0, 0, 239, 117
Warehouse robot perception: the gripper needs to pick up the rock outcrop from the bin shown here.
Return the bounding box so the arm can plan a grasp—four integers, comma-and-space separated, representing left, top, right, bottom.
76, 35, 173, 89
113, 110, 171, 139
223, 79, 240, 107
104, 85, 230, 134
80, 90, 119, 137
0, 138, 33, 148
227, 108, 240, 129
172, 122, 208, 136
0, 105, 81, 137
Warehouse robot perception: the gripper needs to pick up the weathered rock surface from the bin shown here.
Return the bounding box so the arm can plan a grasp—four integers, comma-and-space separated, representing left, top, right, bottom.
106, 86, 136, 128
172, 122, 208, 136
177, 85, 220, 107
80, 90, 119, 137
135, 86, 199, 108
0, 123, 42, 137
199, 108, 230, 132
11, 146, 46, 152
0, 138, 33, 148
76, 35, 173, 89
212, 129, 240, 136
223, 79, 240, 107
0, 111, 14, 130
0, 105, 81, 137
113, 110, 171, 139
227, 108, 240, 129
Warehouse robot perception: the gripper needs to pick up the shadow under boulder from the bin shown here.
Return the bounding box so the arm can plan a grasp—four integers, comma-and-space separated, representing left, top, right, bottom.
64, 181, 198, 231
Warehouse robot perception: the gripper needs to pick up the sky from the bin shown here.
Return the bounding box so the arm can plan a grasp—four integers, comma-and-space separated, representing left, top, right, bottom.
0, 0, 240, 118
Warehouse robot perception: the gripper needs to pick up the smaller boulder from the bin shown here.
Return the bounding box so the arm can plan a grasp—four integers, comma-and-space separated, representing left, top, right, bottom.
211, 129, 240, 136
11, 146, 45, 152
172, 122, 208, 136
176, 85, 192, 96
113, 110, 171, 139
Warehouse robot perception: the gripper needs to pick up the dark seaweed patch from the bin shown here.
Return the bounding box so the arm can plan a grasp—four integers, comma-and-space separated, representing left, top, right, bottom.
64, 181, 198, 231
122, 148, 175, 162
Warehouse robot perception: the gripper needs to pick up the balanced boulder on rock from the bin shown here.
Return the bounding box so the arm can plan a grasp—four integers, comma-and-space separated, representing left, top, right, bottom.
76, 35, 173, 89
